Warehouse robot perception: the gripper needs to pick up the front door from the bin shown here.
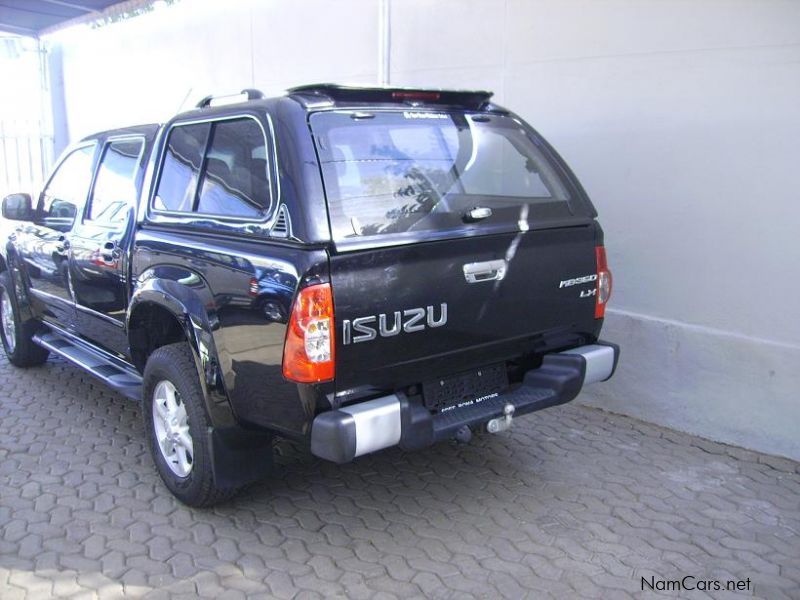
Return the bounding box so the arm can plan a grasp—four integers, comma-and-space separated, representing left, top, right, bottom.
69, 137, 146, 356
16, 143, 97, 332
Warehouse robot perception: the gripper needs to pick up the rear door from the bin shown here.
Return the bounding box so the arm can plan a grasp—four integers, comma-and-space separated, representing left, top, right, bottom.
69, 136, 146, 355
311, 109, 602, 392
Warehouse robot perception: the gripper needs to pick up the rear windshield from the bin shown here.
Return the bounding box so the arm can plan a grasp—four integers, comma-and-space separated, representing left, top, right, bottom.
311, 110, 586, 244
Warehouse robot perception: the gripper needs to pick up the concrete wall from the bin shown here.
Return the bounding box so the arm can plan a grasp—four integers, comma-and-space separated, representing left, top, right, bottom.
388, 1, 800, 460
48, 0, 800, 459
49, 0, 381, 141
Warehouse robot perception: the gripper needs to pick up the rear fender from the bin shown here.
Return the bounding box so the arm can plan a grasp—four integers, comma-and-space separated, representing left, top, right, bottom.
128, 265, 234, 427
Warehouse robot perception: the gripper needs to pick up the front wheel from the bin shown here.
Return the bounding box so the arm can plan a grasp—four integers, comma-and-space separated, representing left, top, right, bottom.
142, 342, 238, 507
0, 271, 49, 367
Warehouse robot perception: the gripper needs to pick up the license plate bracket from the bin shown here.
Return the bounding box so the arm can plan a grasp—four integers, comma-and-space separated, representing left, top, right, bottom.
422, 363, 509, 413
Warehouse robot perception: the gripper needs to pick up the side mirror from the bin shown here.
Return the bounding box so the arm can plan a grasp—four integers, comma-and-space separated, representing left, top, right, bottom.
2, 193, 33, 221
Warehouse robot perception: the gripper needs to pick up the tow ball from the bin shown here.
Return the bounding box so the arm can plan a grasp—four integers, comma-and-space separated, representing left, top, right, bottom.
487, 403, 515, 434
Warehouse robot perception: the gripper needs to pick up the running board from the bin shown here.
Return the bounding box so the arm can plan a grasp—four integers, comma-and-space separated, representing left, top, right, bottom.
33, 331, 142, 401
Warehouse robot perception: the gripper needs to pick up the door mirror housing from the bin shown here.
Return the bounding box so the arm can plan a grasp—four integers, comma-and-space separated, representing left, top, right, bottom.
2, 193, 33, 221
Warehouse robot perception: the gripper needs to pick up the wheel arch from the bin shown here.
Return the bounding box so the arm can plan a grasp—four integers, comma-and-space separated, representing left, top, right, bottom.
128, 269, 235, 427
0, 246, 38, 324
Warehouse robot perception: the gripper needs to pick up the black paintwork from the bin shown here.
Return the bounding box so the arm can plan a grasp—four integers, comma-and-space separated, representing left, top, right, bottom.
329, 225, 602, 400
1, 85, 609, 448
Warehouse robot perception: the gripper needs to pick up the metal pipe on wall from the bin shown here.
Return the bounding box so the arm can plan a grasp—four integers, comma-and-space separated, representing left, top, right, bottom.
378, 0, 391, 86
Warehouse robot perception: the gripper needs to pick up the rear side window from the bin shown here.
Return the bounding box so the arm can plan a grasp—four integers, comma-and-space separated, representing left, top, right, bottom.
153, 117, 270, 218
197, 119, 270, 217
88, 138, 144, 223
154, 123, 208, 212
311, 111, 582, 243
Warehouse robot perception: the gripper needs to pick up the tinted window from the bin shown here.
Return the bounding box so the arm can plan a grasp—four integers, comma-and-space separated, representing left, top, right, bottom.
312, 111, 578, 242
88, 139, 144, 223
154, 123, 209, 212
196, 118, 269, 217
458, 128, 557, 197
39, 144, 96, 231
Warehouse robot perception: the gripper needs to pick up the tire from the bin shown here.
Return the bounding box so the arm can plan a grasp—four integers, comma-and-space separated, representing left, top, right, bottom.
0, 271, 49, 368
142, 342, 238, 507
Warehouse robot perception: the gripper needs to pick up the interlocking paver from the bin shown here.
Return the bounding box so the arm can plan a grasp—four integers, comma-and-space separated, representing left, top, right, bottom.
1, 353, 799, 598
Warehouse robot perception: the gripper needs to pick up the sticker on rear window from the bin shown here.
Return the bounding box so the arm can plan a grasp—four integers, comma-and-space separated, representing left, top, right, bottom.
403, 111, 448, 120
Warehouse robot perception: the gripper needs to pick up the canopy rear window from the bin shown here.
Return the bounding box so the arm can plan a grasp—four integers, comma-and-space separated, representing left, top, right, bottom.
311, 110, 588, 245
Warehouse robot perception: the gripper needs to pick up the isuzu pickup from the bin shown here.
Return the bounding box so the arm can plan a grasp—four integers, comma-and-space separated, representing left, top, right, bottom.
0, 85, 618, 506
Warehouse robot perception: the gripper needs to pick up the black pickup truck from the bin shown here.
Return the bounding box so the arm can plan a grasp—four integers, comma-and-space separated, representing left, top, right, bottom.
0, 85, 618, 506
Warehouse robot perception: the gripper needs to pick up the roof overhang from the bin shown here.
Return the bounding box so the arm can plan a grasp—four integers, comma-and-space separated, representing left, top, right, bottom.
0, 0, 156, 38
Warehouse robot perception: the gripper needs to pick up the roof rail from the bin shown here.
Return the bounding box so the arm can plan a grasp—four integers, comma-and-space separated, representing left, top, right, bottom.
287, 84, 494, 110
196, 88, 265, 109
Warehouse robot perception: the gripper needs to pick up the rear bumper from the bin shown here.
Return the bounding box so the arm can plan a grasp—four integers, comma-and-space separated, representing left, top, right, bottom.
311, 341, 619, 463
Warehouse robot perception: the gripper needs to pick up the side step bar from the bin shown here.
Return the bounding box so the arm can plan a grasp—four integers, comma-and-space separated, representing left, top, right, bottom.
33, 331, 142, 401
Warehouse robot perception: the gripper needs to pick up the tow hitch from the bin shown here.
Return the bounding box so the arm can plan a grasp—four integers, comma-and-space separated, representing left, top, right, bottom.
486, 403, 515, 434
454, 425, 472, 443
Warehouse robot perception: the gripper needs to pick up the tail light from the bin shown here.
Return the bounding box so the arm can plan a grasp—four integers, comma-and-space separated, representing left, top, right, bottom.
595, 246, 612, 319
282, 283, 335, 383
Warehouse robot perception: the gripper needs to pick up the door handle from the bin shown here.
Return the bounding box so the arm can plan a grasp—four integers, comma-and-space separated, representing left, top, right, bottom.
463, 259, 507, 283
102, 241, 121, 261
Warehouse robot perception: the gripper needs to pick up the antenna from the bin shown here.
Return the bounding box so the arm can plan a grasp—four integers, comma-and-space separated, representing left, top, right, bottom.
174, 87, 193, 114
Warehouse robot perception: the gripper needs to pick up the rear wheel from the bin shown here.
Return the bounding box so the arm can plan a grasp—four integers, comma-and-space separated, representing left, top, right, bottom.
142, 342, 238, 507
0, 271, 49, 367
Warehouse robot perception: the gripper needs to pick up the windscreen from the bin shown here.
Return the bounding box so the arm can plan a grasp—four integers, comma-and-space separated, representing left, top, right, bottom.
311, 110, 584, 243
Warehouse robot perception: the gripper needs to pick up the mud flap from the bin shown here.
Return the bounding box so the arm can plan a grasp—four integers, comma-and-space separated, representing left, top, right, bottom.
207, 426, 274, 489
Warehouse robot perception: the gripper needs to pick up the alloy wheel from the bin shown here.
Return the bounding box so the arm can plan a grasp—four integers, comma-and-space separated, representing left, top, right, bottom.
1, 289, 16, 354
152, 380, 194, 477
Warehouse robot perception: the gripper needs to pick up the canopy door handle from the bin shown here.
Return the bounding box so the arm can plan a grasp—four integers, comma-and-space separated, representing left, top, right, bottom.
463, 259, 507, 283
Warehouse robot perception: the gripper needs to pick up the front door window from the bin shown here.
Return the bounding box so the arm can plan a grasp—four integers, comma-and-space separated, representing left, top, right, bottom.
39, 144, 96, 232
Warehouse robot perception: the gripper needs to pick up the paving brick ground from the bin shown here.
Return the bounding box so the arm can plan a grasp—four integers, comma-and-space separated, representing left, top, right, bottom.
1, 352, 798, 599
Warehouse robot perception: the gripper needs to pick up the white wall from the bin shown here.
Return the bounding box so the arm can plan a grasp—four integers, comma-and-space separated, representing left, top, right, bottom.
49, 0, 800, 459
50, 0, 381, 140
389, 1, 800, 459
